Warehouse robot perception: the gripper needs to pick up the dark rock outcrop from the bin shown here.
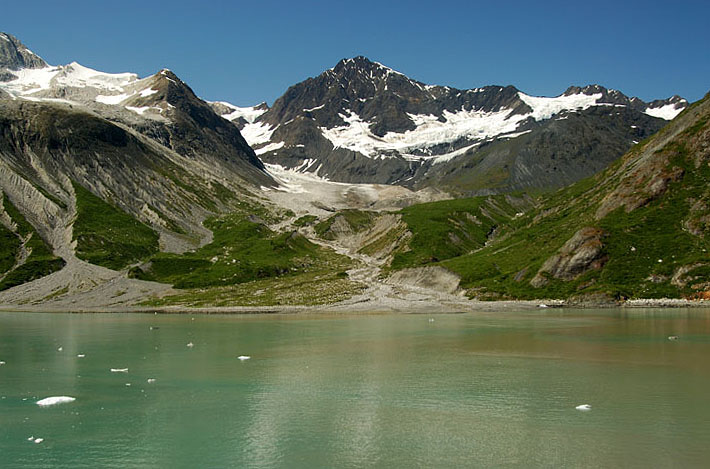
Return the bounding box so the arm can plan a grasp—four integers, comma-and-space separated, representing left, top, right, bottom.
531, 227, 607, 287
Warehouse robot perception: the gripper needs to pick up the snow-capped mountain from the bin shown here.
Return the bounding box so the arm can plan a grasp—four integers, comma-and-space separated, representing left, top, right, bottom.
0, 32, 273, 258
214, 56, 687, 193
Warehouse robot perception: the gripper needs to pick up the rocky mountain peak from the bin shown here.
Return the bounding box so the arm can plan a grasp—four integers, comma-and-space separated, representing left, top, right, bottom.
0, 32, 47, 73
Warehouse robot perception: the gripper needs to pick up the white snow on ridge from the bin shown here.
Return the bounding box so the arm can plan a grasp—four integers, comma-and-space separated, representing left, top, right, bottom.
1, 62, 139, 100
519, 91, 603, 120
96, 93, 131, 105
304, 104, 325, 112
644, 103, 684, 120
139, 88, 158, 97
314, 91, 619, 161
255, 141, 285, 155
320, 108, 527, 160
212, 101, 267, 123
241, 122, 276, 146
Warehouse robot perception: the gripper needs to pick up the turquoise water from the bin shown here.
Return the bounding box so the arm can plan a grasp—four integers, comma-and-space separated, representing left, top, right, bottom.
1, 309, 710, 468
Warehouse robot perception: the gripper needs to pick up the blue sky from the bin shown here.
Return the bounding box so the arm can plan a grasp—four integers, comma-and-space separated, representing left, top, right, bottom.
3, 0, 709, 105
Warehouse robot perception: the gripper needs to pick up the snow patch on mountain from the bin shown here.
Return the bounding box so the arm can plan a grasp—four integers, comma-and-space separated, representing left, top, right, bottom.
255, 141, 285, 156
212, 101, 267, 123
241, 122, 276, 146
519, 92, 603, 120
96, 92, 131, 105
644, 103, 685, 120
1, 62, 139, 100
319, 108, 527, 161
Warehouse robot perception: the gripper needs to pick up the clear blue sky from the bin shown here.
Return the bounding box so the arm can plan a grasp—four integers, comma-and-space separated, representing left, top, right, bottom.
4, 0, 709, 106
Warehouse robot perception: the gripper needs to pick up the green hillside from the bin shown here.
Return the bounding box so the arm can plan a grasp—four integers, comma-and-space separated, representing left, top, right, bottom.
408, 94, 710, 300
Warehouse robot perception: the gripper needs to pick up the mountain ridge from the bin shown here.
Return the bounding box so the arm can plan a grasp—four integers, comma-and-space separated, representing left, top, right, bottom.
213, 55, 687, 192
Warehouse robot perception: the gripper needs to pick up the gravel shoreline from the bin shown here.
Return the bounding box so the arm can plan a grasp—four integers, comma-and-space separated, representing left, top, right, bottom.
1, 298, 707, 315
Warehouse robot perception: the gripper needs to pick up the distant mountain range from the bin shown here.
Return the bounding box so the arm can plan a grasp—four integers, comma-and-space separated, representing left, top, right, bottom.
210, 55, 687, 194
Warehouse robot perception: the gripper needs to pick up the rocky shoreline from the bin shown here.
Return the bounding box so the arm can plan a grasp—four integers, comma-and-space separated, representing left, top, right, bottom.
1, 297, 708, 315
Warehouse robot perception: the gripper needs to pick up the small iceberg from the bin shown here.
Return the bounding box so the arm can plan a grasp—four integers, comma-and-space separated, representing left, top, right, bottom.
110, 368, 129, 373
37, 396, 76, 407
575, 404, 592, 411
237, 355, 251, 361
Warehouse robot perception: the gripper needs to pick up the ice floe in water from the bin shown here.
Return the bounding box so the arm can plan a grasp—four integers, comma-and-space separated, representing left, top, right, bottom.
237, 355, 251, 361
575, 404, 592, 411
36, 396, 76, 406
110, 368, 129, 373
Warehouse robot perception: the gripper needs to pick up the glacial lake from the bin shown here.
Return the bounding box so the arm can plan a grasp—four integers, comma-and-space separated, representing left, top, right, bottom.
1, 309, 710, 468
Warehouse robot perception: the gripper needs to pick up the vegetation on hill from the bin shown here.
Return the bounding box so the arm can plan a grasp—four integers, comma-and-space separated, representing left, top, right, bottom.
133, 208, 359, 305
425, 96, 710, 300
0, 195, 65, 291
72, 182, 160, 270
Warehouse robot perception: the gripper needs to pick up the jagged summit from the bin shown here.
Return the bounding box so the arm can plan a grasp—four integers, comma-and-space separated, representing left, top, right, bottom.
0, 32, 47, 74
220, 55, 687, 190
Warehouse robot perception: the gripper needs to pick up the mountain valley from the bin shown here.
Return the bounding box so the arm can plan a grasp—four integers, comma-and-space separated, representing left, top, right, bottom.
0, 32, 707, 310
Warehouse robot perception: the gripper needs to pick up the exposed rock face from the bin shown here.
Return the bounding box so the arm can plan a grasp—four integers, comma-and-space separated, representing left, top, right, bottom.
221, 56, 687, 193
0, 32, 46, 72
386, 266, 461, 294
531, 227, 607, 287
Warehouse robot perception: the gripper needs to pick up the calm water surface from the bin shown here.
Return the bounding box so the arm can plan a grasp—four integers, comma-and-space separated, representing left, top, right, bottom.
1, 309, 710, 468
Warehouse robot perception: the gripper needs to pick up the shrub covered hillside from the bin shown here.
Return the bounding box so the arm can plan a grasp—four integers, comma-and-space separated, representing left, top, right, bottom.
433, 93, 710, 300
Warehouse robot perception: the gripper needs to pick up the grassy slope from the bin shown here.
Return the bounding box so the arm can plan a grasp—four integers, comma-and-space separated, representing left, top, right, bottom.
0, 195, 65, 291
72, 182, 159, 270
314, 209, 378, 239
390, 196, 520, 269
438, 99, 710, 300
136, 209, 359, 306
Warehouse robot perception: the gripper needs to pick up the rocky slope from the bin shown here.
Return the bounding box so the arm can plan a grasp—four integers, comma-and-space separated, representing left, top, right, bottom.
0, 32, 277, 302
215, 56, 687, 193
428, 92, 710, 300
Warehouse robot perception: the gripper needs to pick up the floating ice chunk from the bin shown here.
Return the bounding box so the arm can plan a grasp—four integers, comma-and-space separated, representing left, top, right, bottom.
237, 356, 251, 361
37, 396, 76, 406
34, 438, 44, 444
575, 404, 592, 411
110, 368, 128, 373
147, 378, 156, 384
